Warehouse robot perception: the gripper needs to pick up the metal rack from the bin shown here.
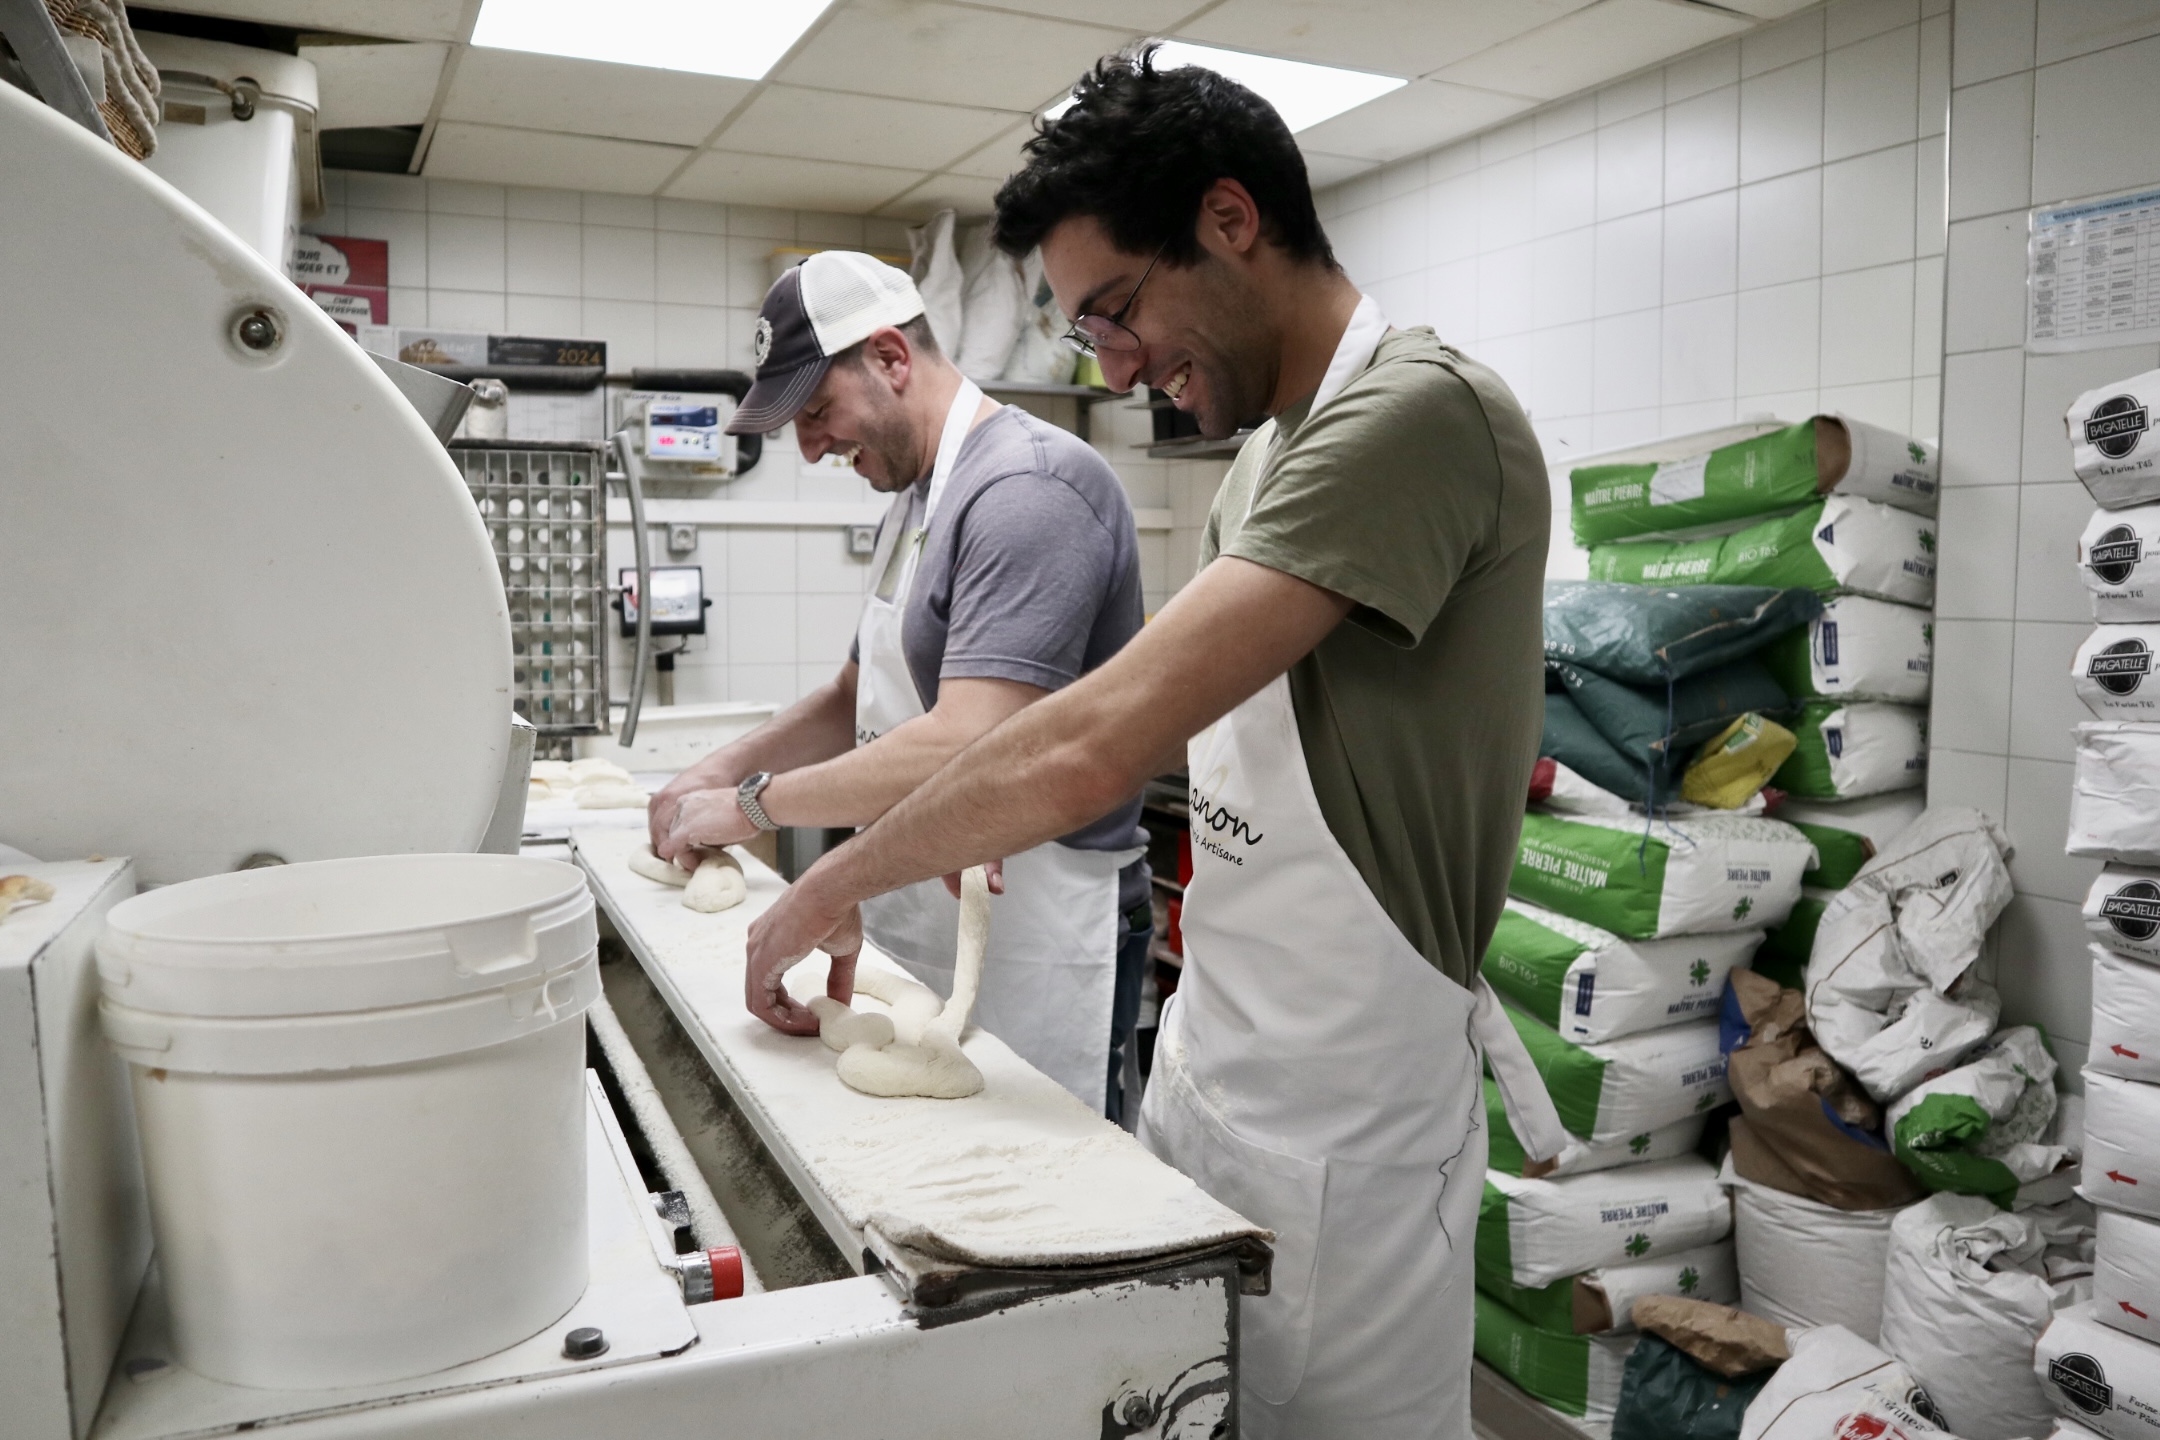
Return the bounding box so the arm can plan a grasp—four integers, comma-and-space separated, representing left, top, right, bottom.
452, 440, 609, 742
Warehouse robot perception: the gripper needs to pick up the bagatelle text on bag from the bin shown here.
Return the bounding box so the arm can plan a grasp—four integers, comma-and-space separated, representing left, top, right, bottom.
2081, 503, 2160, 622
2077, 625, 2160, 718
2069, 368, 2160, 511
2034, 1302, 2160, 1440
2086, 866, 2160, 964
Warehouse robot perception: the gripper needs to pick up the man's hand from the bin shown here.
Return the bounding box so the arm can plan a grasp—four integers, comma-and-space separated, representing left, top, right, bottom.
942, 859, 1004, 898
662, 787, 761, 862
648, 765, 740, 858
745, 872, 864, 1035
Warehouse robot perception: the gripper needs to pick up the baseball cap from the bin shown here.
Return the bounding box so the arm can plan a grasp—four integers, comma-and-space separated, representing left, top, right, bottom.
727, 250, 927, 434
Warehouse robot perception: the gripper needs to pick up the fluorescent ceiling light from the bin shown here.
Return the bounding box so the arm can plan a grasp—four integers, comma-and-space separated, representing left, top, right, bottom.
1042, 40, 1405, 133
471, 0, 838, 81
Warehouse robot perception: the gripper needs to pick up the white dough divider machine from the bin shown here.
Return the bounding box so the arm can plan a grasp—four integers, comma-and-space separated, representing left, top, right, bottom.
0, 75, 1266, 1440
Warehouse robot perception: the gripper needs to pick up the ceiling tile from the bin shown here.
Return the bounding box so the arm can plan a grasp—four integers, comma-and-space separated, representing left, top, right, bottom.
1302, 150, 1381, 190
771, 0, 1135, 112
1176, 0, 1593, 79
718, 85, 1018, 173
1432, 0, 1753, 101
424, 123, 691, 194
969, 0, 1191, 29
1295, 79, 1537, 163
665, 149, 929, 212
945, 119, 1039, 181
300, 41, 447, 129
443, 49, 753, 147
137, 0, 469, 42
873, 171, 1007, 221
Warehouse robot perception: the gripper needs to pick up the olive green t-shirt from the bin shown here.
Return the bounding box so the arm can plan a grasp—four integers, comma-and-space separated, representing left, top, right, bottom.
1200, 327, 1549, 987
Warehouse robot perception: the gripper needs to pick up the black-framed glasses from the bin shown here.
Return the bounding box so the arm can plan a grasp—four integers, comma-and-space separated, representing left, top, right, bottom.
1062, 241, 1168, 357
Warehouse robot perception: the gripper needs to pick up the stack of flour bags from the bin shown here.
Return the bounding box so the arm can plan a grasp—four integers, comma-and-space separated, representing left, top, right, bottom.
2027, 364, 2160, 1440
1476, 627, 1823, 1428
1570, 414, 1939, 821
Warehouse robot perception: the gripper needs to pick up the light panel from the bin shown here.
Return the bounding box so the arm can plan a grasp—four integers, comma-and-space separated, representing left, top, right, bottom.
1044, 39, 1406, 134
471, 0, 838, 81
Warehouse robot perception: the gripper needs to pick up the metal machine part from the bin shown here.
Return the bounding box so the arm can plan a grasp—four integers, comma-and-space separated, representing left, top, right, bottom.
607, 430, 655, 747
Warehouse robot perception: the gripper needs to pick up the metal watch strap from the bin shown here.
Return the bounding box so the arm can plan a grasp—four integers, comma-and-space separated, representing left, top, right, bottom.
736, 772, 780, 832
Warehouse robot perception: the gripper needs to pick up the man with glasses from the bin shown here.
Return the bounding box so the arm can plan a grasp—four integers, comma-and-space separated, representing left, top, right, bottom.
650, 248, 1152, 1122
742, 51, 1562, 1439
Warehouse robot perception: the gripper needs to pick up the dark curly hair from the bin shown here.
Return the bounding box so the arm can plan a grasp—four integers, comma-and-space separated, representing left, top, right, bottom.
992, 44, 1336, 269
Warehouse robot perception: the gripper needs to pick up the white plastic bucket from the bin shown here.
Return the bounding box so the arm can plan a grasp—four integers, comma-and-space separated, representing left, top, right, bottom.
97, 854, 599, 1390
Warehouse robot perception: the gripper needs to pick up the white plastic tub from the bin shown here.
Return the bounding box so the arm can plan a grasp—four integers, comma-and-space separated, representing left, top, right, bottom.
97, 854, 599, 1390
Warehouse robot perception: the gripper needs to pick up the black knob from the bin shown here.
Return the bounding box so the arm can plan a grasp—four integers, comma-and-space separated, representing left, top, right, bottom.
562, 1326, 608, 1360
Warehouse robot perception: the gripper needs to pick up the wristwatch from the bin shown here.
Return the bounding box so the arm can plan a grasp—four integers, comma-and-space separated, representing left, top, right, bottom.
736, 771, 780, 832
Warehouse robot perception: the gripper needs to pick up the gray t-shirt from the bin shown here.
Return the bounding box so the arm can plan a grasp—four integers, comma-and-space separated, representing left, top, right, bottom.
854, 405, 1148, 886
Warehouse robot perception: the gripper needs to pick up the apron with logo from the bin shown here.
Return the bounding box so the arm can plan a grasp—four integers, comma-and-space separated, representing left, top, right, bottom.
855, 379, 1132, 1114
1136, 297, 1569, 1437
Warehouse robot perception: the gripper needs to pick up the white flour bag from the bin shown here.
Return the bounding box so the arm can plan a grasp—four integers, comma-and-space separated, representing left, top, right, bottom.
1510, 811, 1816, 939
2035, 1302, 2160, 1440
2075, 627, 2160, 718
2090, 945, 2160, 1085
1726, 1161, 1909, 1343
1479, 1157, 1733, 1289
2081, 1071, 2160, 1223
1834, 413, 1941, 515
2080, 505, 2160, 621
1806, 806, 2015, 1101
2069, 723, 2160, 863
1877, 1194, 2081, 1440
1764, 594, 1935, 704
1737, 1324, 1953, 1440
1502, 1007, 1732, 1143
1483, 899, 1758, 1043
2094, 1208, 2160, 1347
2069, 369, 2160, 510
1775, 701, 1929, 799
2084, 866, 2160, 965
1581, 1240, 1740, 1332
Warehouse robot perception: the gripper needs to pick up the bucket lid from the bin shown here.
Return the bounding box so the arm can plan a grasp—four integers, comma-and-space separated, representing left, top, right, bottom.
98, 854, 595, 1020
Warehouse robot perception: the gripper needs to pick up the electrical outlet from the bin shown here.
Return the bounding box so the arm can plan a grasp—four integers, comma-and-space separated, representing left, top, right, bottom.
847, 524, 877, 557
667, 523, 698, 556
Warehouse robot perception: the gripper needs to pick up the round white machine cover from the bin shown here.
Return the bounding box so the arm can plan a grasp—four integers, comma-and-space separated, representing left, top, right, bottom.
0, 82, 511, 883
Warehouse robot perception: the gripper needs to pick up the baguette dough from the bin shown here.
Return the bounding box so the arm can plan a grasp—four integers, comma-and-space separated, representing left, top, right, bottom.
628, 844, 693, 888
813, 867, 990, 1100
684, 852, 746, 913
575, 781, 650, 809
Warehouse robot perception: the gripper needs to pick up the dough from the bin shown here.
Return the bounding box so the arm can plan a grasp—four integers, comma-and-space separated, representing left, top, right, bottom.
0, 874, 54, 923
684, 852, 746, 913
575, 781, 649, 809
529, 760, 572, 782
813, 867, 990, 1100
527, 777, 556, 802
627, 843, 692, 888
569, 758, 632, 784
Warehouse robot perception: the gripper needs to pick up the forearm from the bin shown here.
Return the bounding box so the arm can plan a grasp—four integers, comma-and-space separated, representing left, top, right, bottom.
692, 673, 856, 784
759, 705, 1017, 829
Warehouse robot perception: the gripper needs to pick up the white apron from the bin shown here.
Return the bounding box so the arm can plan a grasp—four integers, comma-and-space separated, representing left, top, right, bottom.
1136, 297, 1568, 1439
855, 378, 1131, 1114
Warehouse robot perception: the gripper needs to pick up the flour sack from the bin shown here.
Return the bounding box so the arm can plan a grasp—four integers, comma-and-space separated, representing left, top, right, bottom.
2080, 1071, 2160, 1223
1503, 1006, 1734, 1144
1480, 1157, 1734, 1290
1511, 811, 1817, 939
1485, 900, 1759, 1043
2070, 723, 2160, 863
1878, 1193, 2086, 1440
2090, 945, 2160, 1085
2076, 626, 2160, 719
1588, 496, 1938, 607
1775, 792, 1926, 890
2035, 1303, 2160, 1440
1484, 1077, 1709, 1179
1773, 700, 1929, 798
1736, 1324, 1952, 1440
1726, 1160, 1910, 1343
1885, 1026, 2066, 1206
2069, 369, 2160, 511
1474, 1291, 1638, 1424
2095, 1208, 2160, 1347
2084, 867, 2160, 965
2081, 504, 2160, 621
1479, 1239, 1738, 1335
1760, 594, 1935, 704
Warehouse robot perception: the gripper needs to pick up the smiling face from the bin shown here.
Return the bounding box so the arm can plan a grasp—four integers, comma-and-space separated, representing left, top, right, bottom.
789, 333, 929, 492
1040, 215, 1276, 442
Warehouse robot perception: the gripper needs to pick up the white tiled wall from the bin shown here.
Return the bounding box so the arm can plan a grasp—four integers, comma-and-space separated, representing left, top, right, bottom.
1313, 0, 1952, 574
311, 169, 1221, 709
1928, 0, 2160, 1088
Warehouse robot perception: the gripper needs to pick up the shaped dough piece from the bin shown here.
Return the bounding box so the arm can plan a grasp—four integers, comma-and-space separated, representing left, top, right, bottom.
822, 867, 990, 1100
810, 996, 896, 1052
627, 844, 693, 888
569, 758, 632, 784
683, 852, 746, 913
529, 760, 572, 782
575, 781, 650, 809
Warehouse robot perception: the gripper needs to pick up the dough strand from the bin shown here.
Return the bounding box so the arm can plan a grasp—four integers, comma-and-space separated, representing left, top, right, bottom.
813, 866, 991, 1099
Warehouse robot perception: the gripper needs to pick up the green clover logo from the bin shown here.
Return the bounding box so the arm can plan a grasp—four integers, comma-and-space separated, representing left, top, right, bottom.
1625, 1232, 1651, 1258
1629, 1133, 1652, 1155
1732, 897, 1753, 922
1920, 529, 1937, 553
1678, 1266, 1700, 1294
1907, 442, 1926, 463
1696, 1091, 1719, 1111
1690, 959, 1711, 987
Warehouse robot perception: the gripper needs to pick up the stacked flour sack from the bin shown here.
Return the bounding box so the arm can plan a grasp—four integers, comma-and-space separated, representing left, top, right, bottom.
1575, 414, 1939, 823
1475, 586, 1827, 1431
2034, 364, 2160, 1440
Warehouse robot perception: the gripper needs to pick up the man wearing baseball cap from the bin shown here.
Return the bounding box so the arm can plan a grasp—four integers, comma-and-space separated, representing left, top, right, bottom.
649, 249, 1152, 1121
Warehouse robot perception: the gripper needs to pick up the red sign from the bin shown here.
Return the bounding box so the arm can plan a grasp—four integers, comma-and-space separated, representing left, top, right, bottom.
293, 235, 391, 336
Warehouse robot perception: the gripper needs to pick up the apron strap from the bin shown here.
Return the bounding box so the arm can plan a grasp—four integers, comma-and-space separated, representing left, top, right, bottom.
1470, 978, 1571, 1164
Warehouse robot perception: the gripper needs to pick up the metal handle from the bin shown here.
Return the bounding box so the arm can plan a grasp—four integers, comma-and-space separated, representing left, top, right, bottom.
608, 429, 653, 747
0, 0, 114, 141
